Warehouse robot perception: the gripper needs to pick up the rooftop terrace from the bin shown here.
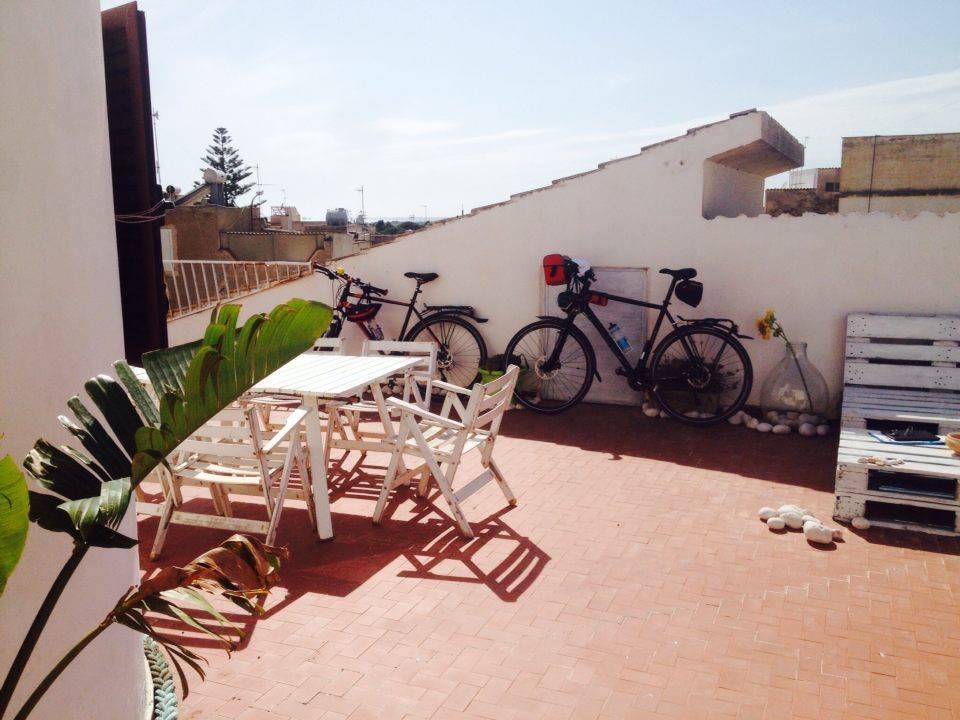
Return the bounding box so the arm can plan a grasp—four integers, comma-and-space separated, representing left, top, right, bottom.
137, 405, 960, 720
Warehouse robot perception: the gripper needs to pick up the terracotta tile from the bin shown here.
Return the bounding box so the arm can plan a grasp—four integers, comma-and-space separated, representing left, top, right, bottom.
134, 405, 960, 720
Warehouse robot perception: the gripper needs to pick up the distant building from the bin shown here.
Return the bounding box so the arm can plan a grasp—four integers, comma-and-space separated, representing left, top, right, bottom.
765, 167, 840, 216
839, 133, 960, 216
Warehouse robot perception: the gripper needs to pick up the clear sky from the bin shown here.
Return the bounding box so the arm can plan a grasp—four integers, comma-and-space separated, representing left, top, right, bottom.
103, 0, 960, 220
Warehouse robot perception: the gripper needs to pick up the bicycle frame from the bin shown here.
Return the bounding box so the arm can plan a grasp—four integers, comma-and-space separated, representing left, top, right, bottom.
330, 276, 443, 343
544, 275, 693, 388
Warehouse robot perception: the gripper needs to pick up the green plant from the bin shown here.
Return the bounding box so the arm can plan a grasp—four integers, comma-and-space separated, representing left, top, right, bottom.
0, 298, 331, 718
0, 455, 29, 595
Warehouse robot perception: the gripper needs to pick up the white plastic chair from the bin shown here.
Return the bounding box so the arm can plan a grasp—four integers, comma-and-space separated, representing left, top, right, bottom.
373, 365, 519, 538
149, 405, 310, 559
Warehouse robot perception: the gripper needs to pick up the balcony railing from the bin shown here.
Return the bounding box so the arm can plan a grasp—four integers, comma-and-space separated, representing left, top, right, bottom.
164, 260, 312, 319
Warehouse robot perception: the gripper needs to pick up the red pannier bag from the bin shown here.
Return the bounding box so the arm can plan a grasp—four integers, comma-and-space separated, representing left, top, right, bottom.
542, 254, 568, 286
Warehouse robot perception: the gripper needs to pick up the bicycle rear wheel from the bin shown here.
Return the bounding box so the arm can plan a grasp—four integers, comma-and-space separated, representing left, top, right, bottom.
650, 326, 752, 424
504, 318, 594, 413
405, 313, 486, 388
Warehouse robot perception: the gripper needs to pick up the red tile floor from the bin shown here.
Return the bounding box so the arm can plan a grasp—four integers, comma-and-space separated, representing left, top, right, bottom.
138, 404, 960, 719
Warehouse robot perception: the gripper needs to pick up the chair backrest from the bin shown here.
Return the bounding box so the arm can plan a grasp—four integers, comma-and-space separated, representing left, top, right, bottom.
176, 406, 261, 464
311, 337, 345, 354
457, 365, 519, 461
362, 340, 438, 408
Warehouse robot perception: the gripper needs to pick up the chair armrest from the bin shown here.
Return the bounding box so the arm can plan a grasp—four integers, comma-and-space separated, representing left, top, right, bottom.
261, 408, 309, 454
386, 398, 464, 430
433, 380, 472, 396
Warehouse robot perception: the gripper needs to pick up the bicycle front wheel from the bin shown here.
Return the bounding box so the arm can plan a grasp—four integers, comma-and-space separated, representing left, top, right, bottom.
504, 318, 594, 413
650, 326, 752, 424
405, 314, 487, 388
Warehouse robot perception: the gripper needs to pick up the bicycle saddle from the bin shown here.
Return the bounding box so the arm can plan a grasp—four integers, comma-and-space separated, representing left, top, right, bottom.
404, 271, 439, 283
659, 267, 697, 280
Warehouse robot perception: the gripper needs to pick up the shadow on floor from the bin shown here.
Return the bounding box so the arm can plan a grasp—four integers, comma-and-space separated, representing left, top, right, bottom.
137, 464, 551, 649
499, 402, 840, 491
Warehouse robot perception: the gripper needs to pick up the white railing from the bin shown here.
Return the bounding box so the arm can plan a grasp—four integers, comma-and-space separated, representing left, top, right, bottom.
164, 260, 312, 319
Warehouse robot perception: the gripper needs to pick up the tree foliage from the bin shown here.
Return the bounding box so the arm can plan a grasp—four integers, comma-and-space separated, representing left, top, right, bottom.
201, 127, 254, 206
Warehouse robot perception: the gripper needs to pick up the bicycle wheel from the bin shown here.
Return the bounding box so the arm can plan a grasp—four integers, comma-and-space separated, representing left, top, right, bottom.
650, 325, 752, 424
405, 313, 487, 388
503, 318, 595, 413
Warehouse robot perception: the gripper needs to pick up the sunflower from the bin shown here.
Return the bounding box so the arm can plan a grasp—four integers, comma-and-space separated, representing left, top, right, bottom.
756, 309, 777, 340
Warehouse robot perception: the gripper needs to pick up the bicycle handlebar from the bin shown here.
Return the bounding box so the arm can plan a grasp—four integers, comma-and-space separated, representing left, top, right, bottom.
312, 264, 388, 296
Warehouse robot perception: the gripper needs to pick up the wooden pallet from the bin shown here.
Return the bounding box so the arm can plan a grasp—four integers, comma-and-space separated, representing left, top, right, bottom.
834, 492, 960, 536
835, 313, 960, 535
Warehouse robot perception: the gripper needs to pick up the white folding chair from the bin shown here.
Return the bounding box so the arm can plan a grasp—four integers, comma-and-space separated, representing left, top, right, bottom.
149, 405, 310, 559
326, 340, 437, 464
373, 365, 519, 538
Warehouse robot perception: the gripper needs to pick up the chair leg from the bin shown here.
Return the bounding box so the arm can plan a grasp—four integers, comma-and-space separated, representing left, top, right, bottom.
298, 445, 318, 533
373, 422, 409, 525
266, 447, 295, 546
424, 456, 473, 539
488, 458, 517, 506
150, 493, 175, 560
417, 465, 430, 497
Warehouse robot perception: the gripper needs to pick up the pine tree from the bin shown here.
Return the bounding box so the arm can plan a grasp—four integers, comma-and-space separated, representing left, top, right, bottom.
200, 127, 254, 206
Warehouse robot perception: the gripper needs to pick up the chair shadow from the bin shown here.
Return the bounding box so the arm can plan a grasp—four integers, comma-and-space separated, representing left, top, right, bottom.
136, 459, 550, 649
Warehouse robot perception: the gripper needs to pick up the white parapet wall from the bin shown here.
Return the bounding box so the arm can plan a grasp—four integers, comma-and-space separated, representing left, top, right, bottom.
168, 112, 960, 415
328, 112, 960, 413
0, 1, 148, 718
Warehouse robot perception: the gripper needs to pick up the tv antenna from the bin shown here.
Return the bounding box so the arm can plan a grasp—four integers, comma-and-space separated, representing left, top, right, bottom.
355, 185, 365, 223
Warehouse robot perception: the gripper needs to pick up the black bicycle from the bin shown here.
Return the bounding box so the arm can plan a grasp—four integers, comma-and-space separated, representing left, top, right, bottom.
314, 264, 488, 388
503, 255, 753, 424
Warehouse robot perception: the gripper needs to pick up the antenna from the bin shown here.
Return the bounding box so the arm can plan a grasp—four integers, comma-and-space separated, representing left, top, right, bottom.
151, 109, 161, 187
355, 185, 365, 223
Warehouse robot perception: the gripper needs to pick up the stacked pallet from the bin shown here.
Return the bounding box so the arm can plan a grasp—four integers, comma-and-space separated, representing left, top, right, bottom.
834, 313, 960, 535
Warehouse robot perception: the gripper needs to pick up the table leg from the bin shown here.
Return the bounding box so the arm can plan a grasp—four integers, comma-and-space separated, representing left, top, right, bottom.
303, 395, 333, 540
370, 382, 396, 440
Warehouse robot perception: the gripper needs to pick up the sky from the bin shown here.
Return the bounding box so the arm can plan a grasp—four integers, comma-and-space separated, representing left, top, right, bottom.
103, 0, 960, 220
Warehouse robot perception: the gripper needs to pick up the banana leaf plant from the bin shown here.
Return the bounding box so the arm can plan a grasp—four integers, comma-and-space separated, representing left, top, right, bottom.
0, 298, 331, 719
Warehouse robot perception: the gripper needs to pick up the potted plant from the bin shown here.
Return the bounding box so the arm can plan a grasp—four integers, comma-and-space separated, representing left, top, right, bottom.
0, 298, 331, 719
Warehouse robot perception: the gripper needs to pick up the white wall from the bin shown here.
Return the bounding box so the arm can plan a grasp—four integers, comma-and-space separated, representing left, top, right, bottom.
0, 2, 148, 718
332, 114, 960, 415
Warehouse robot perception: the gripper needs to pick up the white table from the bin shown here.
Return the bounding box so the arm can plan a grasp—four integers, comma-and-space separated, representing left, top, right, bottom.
253, 354, 421, 539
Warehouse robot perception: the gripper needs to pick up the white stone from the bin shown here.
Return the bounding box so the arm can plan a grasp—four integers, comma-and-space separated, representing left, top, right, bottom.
801, 514, 818, 524
803, 522, 834, 544
830, 527, 844, 541
684, 410, 699, 418
816, 424, 830, 436
777, 504, 806, 516
798, 423, 816, 437
772, 424, 791, 434
766, 516, 786, 530
766, 411, 780, 423
643, 407, 660, 418
745, 417, 759, 429
798, 413, 819, 426
851, 516, 871, 530
786, 411, 799, 419
728, 412, 743, 425
781, 511, 804, 529
758, 506, 777, 520
756, 422, 772, 433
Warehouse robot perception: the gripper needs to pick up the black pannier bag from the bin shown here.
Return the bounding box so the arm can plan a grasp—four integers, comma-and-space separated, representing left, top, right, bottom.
675, 279, 703, 307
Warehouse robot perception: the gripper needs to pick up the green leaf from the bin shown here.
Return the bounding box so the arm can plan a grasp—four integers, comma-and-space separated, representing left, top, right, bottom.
114, 361, 160, 426
24, 298, 330, 546
0, 456, 29, 595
